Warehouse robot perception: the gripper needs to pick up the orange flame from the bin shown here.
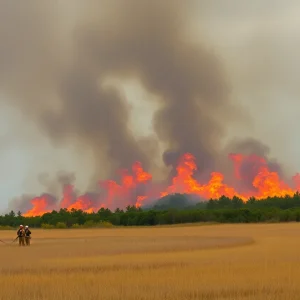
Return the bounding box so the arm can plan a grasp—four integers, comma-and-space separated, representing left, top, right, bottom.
22, 153, 300, 216
23, 196, 52, 217
67, 195, 95, 212
135, 196, 147, 208
253, 167, 294, 198
160, 153, 246, 200
228, 153, 244, 179
60, 184, 75, 208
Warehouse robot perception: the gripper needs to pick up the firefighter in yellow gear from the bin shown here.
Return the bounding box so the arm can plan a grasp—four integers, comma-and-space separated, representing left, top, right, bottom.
17, 225, 25, 246
24, 225, 31, 246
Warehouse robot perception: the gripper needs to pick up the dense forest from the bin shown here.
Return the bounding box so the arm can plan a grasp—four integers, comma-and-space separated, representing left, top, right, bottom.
2, 193, 300, 229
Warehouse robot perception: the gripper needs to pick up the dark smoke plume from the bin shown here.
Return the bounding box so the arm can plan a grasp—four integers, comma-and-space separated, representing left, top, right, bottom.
224, 137, 285, 193
0, 0, 240, 175
226, 137, 283, 173
38, 171, 76, 195
8, 193, 57, 214
8, 195, 35, 214
78, 0, 240, 174
1, 0, 284, 212
7, 171, 76, 212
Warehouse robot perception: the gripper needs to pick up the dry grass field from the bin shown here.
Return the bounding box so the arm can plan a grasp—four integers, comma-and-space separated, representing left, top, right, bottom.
0, 223, 300, 299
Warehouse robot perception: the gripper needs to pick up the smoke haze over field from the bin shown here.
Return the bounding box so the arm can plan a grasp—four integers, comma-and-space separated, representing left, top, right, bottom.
0, 1, 300, 212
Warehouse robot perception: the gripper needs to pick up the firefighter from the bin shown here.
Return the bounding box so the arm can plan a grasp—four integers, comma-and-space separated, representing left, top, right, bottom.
17, 225, 25, 246
24, 225, 31, 246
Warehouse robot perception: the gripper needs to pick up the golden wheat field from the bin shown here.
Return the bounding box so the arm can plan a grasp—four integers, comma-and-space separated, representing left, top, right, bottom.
0, 223, 300, 300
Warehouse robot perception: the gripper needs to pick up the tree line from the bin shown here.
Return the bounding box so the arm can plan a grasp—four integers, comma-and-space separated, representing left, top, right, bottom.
2, 192, 300, 229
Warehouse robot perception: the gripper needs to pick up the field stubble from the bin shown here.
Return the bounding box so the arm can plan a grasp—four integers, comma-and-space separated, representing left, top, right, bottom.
0, 223, 300, 299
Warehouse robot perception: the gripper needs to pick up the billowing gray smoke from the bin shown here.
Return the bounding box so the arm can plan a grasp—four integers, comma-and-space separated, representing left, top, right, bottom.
38, 171, 76, 195
0, 0, 239, 177
7, 171, 76, 213
225, 137, 285, 193
0, 0, 289, 212
79, 1, 238, 174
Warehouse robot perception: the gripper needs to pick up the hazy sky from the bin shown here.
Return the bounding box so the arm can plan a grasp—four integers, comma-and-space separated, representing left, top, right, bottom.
0, 0, 300, 213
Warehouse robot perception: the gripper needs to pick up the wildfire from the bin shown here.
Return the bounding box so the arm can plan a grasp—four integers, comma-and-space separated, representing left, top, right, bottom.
23, 196, 52, 217
22, 153, 300, 216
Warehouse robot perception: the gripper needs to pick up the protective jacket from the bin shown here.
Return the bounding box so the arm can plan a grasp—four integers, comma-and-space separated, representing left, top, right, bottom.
17, 228, 25, 237
25, 228, 31, 237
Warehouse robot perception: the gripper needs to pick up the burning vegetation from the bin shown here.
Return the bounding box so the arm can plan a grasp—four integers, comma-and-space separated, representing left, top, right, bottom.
22, 152, 300, 217
1, 1, 298, 217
